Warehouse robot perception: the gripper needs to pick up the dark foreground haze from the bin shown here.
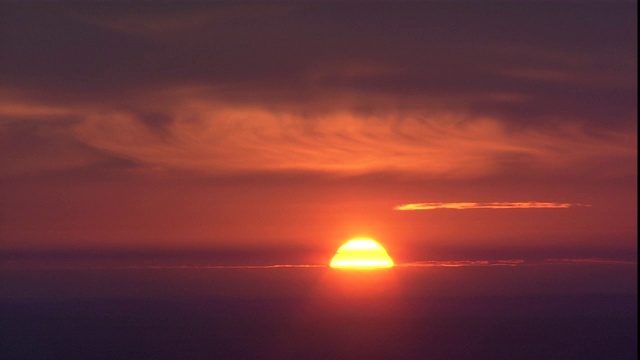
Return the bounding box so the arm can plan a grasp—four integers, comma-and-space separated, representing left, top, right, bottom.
1, 254, 636, 360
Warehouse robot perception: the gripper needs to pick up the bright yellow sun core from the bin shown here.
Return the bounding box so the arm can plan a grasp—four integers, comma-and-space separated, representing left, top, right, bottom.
330, 238, 394, 269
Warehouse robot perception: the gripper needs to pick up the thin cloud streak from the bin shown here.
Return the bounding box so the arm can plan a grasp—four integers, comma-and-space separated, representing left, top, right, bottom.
0, 263, 329, 271
398, 260, 525, 267
544, 258, 638, 265
395, 202, 590, 211
122, 264, 327, 269
399, 258, 637, 267
5, 258, 636, 271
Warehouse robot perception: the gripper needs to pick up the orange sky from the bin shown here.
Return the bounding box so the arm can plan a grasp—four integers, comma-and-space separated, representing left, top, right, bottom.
0, 3, 636, 262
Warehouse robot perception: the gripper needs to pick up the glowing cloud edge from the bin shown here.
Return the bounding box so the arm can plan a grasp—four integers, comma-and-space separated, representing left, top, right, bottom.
394, 201, 590, 210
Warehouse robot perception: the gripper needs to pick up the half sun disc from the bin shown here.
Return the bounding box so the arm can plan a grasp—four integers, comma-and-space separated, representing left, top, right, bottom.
330, 238, 394, 269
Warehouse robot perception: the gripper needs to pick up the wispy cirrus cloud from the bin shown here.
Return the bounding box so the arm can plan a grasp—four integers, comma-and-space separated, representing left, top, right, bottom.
1, 5, 636, 180
394, 202, 589, 210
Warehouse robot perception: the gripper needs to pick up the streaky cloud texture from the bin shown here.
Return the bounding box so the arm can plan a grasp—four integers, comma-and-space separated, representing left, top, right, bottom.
1, 3, 636, 180
5, 258, 637, 270
394, 202, 589, 210
400, 259, 525, 267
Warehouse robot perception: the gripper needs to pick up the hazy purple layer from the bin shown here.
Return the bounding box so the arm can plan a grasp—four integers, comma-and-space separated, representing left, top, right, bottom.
1, 262, 636, 301
1, 264, 636, 359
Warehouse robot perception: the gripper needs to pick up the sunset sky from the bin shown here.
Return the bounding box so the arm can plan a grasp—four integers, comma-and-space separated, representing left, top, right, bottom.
0, 3, 636, 263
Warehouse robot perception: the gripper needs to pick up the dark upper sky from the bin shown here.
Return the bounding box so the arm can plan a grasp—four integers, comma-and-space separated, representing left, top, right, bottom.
0, 3, 636, 257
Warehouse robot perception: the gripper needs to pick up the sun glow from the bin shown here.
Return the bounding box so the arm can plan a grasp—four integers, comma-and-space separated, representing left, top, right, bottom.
330, 238, 394, 269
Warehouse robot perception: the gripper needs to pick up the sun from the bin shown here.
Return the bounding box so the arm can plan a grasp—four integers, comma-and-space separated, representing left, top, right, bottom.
329, 238, 394, 269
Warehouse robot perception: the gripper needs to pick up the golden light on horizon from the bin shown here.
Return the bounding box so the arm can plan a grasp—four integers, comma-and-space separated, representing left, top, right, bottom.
329, 238, 394, 269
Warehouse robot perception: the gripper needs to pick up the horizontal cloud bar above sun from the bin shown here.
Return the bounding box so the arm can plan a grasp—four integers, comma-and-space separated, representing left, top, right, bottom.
394, 202, 590, 210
